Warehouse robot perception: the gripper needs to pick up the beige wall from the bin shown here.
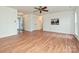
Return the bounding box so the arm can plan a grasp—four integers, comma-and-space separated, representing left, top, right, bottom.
23, 14, 31, 31
23, 14, 43, 31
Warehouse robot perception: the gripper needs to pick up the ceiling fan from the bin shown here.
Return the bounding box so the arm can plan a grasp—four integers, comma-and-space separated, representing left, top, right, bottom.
34, 6, 48, 13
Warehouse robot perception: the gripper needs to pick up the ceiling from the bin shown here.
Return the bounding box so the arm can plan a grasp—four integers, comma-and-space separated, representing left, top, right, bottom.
10, 6, 77, 14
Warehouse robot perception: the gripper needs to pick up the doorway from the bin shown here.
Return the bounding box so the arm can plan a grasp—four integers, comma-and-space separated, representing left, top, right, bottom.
17, 15, 24, 33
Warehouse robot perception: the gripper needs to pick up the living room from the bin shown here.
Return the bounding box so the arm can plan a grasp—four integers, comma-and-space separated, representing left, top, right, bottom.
0, 6, 79, 52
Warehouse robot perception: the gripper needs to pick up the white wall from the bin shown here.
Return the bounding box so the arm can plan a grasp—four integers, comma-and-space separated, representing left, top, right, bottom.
0, 7, 17, 38
75, 8, 79, 37
43, 11, 75, 34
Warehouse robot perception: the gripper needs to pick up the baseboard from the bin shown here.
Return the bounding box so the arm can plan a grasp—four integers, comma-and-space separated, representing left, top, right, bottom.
73, 34, 79, 40
0, 33, 18, 39
43, 30, 74, 35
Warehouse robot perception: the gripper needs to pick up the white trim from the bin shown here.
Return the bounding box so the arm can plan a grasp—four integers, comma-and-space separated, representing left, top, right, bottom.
74, 34, 79, 40
0, 33, 17, 39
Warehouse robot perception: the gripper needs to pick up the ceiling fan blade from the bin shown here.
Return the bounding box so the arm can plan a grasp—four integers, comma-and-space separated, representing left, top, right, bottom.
43, 10, 48, 12
34, 7, 39, 9
42, 6, 47, 9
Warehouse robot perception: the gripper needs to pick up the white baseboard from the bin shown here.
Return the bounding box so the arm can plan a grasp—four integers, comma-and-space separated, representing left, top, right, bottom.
43, 30, 74, 35
24, 30, 33, 32
0, 32, 18, 39
73, 34, 79, 40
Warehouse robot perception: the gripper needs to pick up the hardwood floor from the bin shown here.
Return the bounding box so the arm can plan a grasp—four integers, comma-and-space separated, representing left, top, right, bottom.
0, 31, 79, 53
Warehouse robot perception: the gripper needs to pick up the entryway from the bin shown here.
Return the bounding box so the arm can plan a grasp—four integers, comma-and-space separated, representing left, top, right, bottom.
16, 15, 24, 33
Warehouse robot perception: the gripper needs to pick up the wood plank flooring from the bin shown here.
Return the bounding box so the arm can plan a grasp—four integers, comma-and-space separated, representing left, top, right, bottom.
0, 31, 79, 53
